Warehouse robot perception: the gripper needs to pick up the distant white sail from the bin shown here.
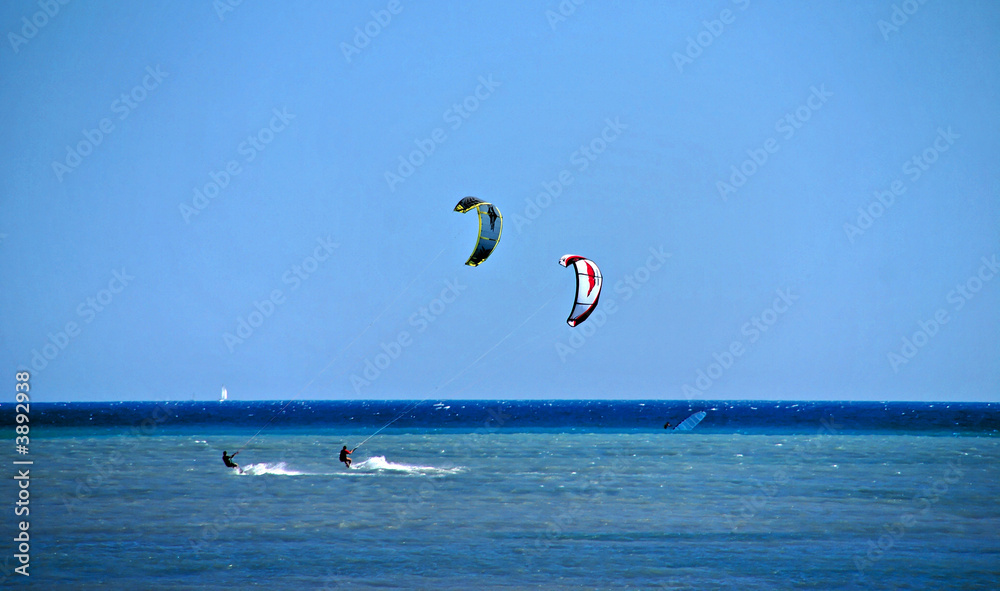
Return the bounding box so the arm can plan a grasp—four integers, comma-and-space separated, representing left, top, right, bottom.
220, 386, 228, 402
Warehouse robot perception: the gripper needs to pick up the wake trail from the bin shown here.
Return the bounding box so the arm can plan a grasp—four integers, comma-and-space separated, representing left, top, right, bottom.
349, 455, 463, 476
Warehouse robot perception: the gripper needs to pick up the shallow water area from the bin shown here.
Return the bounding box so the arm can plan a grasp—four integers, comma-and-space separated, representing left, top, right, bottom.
2, 401, 997, 589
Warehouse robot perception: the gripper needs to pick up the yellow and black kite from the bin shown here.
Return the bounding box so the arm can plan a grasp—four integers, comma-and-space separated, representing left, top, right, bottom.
454, 196, 502, 266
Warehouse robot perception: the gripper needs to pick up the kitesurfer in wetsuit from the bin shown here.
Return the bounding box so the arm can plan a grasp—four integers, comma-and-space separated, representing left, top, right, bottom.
339, 446, 355, 468
223, 450, 242, 473
663, 421, 672, 429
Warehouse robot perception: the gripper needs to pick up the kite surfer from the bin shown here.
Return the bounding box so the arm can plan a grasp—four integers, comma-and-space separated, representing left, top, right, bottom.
223, 450, 242, 473
339, 445, 356, 469
663, 421, 672, 429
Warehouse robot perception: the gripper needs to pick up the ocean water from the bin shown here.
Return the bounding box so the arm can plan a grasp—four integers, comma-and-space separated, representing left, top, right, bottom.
1, 400, 997, 589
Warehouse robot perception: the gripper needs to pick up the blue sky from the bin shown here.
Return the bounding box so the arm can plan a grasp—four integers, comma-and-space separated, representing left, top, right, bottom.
2, 1, 998, 402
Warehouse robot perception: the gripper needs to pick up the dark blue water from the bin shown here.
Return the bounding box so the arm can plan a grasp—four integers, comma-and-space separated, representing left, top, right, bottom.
14, 399, 998, 435
3, 400, 997, 589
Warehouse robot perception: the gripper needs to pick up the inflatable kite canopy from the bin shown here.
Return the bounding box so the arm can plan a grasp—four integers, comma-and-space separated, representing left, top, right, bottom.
454, 196, 502, 266
559, 254, 602, 327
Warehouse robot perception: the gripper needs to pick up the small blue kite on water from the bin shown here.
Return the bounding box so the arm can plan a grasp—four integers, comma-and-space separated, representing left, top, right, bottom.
671, 411, 707, 432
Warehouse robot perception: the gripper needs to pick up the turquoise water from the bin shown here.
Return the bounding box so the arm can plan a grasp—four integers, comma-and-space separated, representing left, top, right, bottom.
2, 401, 997, 588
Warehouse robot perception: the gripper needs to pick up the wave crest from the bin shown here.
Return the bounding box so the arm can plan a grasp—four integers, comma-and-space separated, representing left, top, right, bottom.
352, 456, 462, 475
239, 462, 304, 476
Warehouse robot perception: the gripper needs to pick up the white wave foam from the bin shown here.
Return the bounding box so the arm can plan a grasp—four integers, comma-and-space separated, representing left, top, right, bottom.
351, 456, 462, 476
239, 462, 304, 476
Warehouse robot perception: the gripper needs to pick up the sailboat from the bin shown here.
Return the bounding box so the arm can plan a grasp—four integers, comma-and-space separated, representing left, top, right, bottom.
220, 386, 228, 402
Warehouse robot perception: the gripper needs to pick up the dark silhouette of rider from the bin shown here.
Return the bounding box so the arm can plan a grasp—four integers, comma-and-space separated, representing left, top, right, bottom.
223, 450, 242, 473
339, 446, 356, 468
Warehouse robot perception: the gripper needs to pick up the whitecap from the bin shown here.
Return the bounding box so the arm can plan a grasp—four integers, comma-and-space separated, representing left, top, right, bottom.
350, 456, 463, 476
239, 462, 305, 476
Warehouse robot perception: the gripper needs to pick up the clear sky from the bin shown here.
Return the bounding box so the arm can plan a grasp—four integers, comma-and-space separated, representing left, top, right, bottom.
2, 1, 998, 402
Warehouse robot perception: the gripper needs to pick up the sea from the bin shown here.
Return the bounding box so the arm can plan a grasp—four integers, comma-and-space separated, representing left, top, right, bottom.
1, 400, 997, 590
